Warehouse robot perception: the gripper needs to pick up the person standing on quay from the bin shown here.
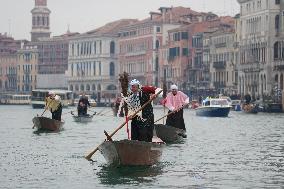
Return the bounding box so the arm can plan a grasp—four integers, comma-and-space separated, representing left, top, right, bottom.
165, 84, 189, 130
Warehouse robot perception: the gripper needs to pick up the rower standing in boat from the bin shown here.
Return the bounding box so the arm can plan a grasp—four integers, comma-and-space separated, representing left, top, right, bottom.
77, 93, 90, 116
165, 84, 189, 130
45, 91, 62, 121
120, 79, 162, 142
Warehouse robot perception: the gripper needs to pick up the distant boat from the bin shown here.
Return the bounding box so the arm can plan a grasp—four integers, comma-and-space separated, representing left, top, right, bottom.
231, 100, 242, 111
31, 89, 73, 109
0, 94, 31, 105
32, 116, 64, 131
71, 111, 94, 122
98, 139, 165, 166
195, 97, 231, 117
242, 103, 258, 114
154, 124, 186, 143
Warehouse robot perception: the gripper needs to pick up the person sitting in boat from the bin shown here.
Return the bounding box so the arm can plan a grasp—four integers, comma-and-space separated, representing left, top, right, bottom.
120, 79, 162, 142
244, 93, 252, 104
77, 93, 90, 116
165, 84, 189, 131
45, 91, 62, 121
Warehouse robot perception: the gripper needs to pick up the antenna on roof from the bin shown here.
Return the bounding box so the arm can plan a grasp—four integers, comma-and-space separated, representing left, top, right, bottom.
8, 19, 11, 37
67, 24, 70, 33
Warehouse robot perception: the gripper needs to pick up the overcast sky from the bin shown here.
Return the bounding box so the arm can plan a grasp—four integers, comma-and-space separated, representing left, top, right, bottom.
0, 0, 240, 40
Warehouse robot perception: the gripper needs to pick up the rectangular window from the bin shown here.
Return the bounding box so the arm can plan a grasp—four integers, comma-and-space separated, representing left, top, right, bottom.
173, 33, 180, 41
276, 0, 280, 4
99, 62, 101, 76
182, 48, 188, 56
156, 27, 161, 33
181, 32, 188, 40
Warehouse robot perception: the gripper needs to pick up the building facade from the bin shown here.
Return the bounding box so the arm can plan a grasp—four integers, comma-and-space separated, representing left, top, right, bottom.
0, 54, 17, 92
209, 30, 238, 95
67, 19, 136, 101
237, 0, 284, 99
16, 47, 38, 93
0, 33, 27, 93
119, 7, 202, 87
34, 32, 78, 89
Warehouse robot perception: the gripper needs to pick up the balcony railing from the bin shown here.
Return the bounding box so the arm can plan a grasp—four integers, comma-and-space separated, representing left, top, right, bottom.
215, 42, 226, 48
214, 81, 226, 88
213, 61, 226, 69
273, 60, 284, 71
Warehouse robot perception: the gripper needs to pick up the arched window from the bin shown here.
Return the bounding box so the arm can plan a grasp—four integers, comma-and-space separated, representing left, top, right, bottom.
275, 74, 279, 83
110, 41, 115, 54
107, 84, 117, 90
71, 64, 74, 77
264, 75, 266, 91
155, 40, 160, 49
275, 15, 280, 31
86, 84, 90, 91
75, 84, 79, 91
97, 84, 101, 91
274, 42, 280, 59
280, 74, 283, 90
109, 62, 115, 76
80, 84, 85, 91
92, 84, 96, 91
69, 85, 73, 91
155, 57, 159, 71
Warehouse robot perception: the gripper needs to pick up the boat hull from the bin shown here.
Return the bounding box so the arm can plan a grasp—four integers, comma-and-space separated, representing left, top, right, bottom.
72, 115, 93, 122
196, 107, 230, 117
154, 124, 186, 143
242, 104, 258, 114
32, 116, 64, 131
98, 139, 165, 166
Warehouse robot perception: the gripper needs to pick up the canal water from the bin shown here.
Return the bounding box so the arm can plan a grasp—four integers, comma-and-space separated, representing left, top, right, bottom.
0, 105, 283, 189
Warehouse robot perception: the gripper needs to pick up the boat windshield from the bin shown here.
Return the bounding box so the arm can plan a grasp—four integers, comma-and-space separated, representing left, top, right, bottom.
211, 99, 229, 106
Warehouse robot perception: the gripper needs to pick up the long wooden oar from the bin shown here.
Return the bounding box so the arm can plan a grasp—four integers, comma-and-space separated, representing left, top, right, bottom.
85, 90, 162, 161
154, 103, 189, 124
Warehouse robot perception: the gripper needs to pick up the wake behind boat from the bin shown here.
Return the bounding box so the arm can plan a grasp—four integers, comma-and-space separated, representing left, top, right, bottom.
195, 97, 231, 117
98, 139, 165, 166
32, 116, 64, 131
154, 124, 186, 143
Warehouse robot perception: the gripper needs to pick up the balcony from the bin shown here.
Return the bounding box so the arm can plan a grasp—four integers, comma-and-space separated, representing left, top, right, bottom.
213, 61, 226, 69
24, 70, 31, 74
214, 81, 226, 89
125, 50, 146, 57
273, 60, 284, 71
240, 62, 262, 72
215, 42, 226, 48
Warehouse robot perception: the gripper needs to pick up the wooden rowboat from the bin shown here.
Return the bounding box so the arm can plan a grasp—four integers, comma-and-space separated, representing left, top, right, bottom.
32, 116, 64, 131
154, 124, 186, 143
98, 139, 165, 166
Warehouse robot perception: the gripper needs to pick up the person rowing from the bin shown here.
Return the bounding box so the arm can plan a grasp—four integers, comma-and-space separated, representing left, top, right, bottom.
164, 84, 189, 131
119, 79, 162, 142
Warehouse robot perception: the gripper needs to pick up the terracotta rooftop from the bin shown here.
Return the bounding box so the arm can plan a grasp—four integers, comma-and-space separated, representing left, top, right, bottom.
86, 19, 139, 35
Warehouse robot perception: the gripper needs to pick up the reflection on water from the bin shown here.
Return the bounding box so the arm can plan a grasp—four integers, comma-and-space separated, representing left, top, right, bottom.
0, 105, 283, 188
96, 163, 164, 185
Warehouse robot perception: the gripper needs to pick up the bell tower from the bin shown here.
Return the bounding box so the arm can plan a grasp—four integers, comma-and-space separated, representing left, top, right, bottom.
31, 0, 51, 42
